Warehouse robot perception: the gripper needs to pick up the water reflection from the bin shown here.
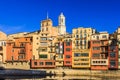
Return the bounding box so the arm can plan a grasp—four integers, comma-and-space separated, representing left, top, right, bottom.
1, 75, 119, 80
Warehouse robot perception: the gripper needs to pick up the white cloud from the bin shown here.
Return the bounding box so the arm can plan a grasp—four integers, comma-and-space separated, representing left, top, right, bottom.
0, 24, 26, 34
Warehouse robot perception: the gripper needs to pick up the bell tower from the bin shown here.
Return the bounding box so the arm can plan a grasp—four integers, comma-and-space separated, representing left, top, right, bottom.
58, 13, 66, 35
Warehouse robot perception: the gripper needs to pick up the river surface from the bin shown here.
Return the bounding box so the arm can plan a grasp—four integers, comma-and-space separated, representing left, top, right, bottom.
1, 75, 120, 80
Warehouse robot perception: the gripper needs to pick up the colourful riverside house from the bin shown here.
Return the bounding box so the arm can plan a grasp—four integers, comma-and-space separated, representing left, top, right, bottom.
55, 36, 64, 68
72, 27, 96, 69
90, 32, 109, 70
6, 37, 33, 69
116, 27, 120, 69
0, 31, 7, 66
30, 18, 58, 69
63, 34, 72, 67
108, 34, 118, 70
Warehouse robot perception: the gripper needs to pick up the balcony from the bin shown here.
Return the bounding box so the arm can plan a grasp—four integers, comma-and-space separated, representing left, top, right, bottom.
48, 44, 55, 47
100, 44, 108, 47
48, 50, 55, 53
40, 43, 48, 47
91, 59, 108, 65
19, 49, 26, 54
13, 44, 25, 48
75, 44, 80, 46
75, 37, 86, 40
40, 40, 47, 42
101, 50, 108, 53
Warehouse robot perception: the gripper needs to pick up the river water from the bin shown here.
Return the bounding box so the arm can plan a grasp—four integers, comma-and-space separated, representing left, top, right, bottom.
2, 75, 120, 80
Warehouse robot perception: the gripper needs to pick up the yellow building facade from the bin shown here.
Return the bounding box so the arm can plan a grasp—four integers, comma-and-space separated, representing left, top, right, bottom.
72, 27, 95, 68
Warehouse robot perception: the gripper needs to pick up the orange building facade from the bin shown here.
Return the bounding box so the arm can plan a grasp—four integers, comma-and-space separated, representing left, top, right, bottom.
63, 41, 72, 67
6, 37, 33, 69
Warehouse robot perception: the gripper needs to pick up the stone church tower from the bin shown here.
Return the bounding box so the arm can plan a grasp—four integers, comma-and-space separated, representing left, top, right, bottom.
58, 13, 66, 35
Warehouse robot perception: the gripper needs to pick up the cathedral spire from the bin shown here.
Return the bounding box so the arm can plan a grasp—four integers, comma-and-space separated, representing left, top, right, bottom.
47, 12, 49, 19
58, 12, 66, 35
59, 12, 65, 26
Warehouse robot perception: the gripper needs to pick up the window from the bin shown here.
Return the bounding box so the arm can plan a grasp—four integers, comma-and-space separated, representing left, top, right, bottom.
102, 35, 107, 38
37, 43, 39, 45
40, 48, 47, 52
66, 61, 70, 64
50, 48, 53, 52
66, 42, 70, 46
11, 56, 14, 60
76, 35, 79, 38
110, 60, 116, 67
66, 48, 70, 51
34, 62, 37, 66
20, 43, 25, 47
80, 35, 82, 38
97, 36, 99, 40
76, 46, 79, 49
39, 54, 47, 58
66, 55, 70, 58
39, 62, 44, 65
84, 40, 86, 45
20, 49, 25, 53
84, 34, 86, 38
81, 59, 89, 61
93, 47, 100, 50
92, 53, 100, 57
93, 41, 100, 44
76, 41, 79, 46
46, 28, 48, 31
45, 62, 52, 65
80, 40, 82, 46
40, 37, 47, 41
110, 46, 115, 51
81, 63, 89, 65
81, 53, 89, 57
46, 22, 48, 26
80, 30, 82, 33
0, 47, 3, 51
58, 55, 63, 59
74, 53, 80, 57
110, 52, 115, 57
19, 55, 25, 59
76, 30, 78, 34
12, 49, 14, 52
36, 37, 39, 39
40, 42, 47, 46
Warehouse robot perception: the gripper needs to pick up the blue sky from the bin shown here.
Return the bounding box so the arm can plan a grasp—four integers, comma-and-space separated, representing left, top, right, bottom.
0, 0, 120, 34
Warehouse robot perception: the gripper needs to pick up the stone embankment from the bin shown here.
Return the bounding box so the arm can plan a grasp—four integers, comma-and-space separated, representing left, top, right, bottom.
44, 68, 120, 78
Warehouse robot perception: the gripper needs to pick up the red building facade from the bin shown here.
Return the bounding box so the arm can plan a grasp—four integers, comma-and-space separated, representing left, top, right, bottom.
90, 33, 109, 70
108, 36, 118, 70
64, 41, 72, 67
